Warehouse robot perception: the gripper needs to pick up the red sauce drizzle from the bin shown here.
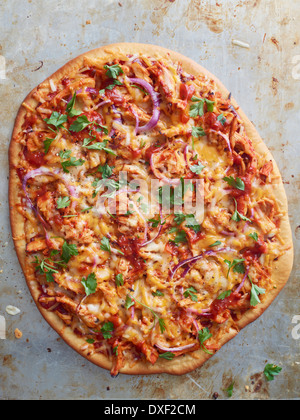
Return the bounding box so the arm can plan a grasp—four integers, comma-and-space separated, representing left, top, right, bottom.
117, 234, 145, 272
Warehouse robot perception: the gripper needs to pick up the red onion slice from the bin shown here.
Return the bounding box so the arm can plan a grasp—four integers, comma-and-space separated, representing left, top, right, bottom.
22, 167, 58, 192
22, 167, 79, 225
149, 152, 180, 186
23, 167, 78, 201
192, 319, 200, 332
220, 230, 236, 237
170, 248, 228, 281
209, 129, 232, 153
128, 200, 148, 243
235, 267, 250, 294
85, 87, 98, 95
155, 342, 196, 352
94, 100, 111, 110
22, 167, 59, 228
184, 144, 205, 173
140, 206, 163, 247
130, 105, 140, 135
111, 104, 122, 124
128, 77, 160, 133
110, 104, 123, 136
170, 250, 215, 281
185, 307, 211, 317
229, 104, 240, 118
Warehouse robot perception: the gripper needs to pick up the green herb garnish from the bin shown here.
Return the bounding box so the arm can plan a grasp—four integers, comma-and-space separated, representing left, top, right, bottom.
56, 196, 71, 209
209, 240, 222, 247
43, 136, 56, 154
231, 198, 251, 222
66, 91, 82, 117
44, 111, 68, 130
250, 279, 265, 306
59, 150, 85, 173
83, 139, 116, 156
101, 321, 114, 339
61, 241, 79, 263
223, 176, 245, 191
189, 96, 215, 118
81, 272, 97, 296
104, 64, 124, 79
99, 79, 123, 96
264, 363, 282, 381
33, 256, 58, 283
69, 115, 92, 132
217, 114, 227, 125
249, 232, 258, 241
115, 273, 124, 287
170, 229, 188, 244
174, 213, 200, 232
224, 258, 245, 278
125, 294, 135, 309
198, 327, 213, 355
217, 290, 232, 300
183, 287, 198, 302
100, 236, 111, 253
152, 290, 164, 297
126, 294, 166, 333
158, 352, 175, 360
225, 382, 234, 397
190, 162, 205, 175
191, 126, 206, 137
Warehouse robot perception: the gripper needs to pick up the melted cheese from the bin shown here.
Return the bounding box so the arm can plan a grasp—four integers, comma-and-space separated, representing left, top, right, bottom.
18, 52, 285, 375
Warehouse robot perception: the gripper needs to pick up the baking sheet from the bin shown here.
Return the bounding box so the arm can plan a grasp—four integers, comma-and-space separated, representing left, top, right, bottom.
0, 0, 299, 400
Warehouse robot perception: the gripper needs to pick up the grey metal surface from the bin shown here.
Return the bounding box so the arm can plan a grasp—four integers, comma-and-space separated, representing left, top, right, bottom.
0, 0, 299, 400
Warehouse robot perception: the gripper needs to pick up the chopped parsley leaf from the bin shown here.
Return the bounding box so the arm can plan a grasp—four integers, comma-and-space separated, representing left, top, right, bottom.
224, 258, 245, 278
250, 278, 265, 306
231, 198, 251, 223
104, 64, 124, 79
44, 111, 67, 130
100, 236, 111, 253
66, 91, 82, 117
263, 363, 282, 381
81, 272, 97, 296
101, 321, 114, 339
198, 327, 213, 354
61, 241, 79, 263
159, 352, 175, 360
56, 196, 71, 209
115, 273, 124, 287
223, 176, 245, 191
69, 115, 92, 132
183, 287, 198, 302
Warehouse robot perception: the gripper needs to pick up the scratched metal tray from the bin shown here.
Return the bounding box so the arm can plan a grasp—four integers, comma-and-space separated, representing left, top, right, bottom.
0, 0, 299, 400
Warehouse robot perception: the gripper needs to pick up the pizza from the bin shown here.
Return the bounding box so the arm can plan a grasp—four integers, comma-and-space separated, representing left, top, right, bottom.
9, 43, 293, 376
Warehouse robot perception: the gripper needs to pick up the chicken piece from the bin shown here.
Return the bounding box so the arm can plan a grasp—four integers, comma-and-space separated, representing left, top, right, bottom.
26, 237, 47, 253
259, 160, 273, 183
253, 198, 277, 234
136, 341, 159, 365
131, 61, 152, 84
231, 132, 258, 178
36, 191, 56, 221
76, 303, 100, 329
148, 61, 177, 101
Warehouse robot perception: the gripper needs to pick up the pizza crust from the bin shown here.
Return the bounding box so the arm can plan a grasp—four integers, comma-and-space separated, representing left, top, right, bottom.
9, 43, 293, 375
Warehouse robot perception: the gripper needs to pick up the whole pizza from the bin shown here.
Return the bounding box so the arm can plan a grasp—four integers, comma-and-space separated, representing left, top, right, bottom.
9, 43, 293, 376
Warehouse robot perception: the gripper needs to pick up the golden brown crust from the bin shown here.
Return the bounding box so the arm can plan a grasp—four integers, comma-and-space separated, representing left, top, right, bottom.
9, 43, 293, 376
